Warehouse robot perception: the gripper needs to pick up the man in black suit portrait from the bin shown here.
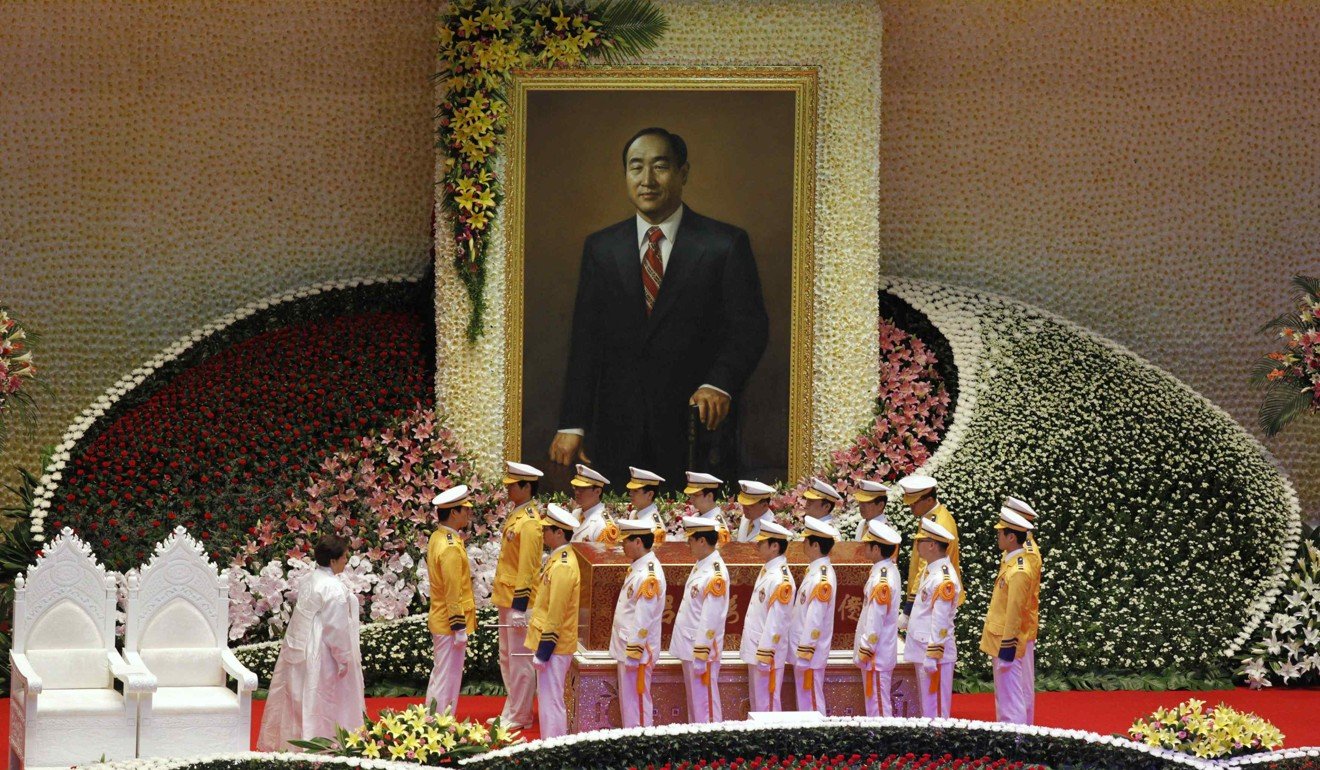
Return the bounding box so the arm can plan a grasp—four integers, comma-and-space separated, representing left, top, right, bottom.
547, 127, 769, 491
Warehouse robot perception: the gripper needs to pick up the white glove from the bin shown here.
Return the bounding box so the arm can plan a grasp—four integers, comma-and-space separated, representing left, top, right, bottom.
624, 657, 640, 669
756, 660, 771, 674
454, 630, 468, 646
921, 656, 937, 673
509, 610, 529, 628
897, 613, 910, 632
531, 655, 548, 672
337, 662, 349, 679
689, 657, 708, 675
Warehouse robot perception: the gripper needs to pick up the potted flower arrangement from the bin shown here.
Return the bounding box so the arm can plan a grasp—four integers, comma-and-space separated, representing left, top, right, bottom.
291, 702, 520, 765
1252, 275, 1320, 436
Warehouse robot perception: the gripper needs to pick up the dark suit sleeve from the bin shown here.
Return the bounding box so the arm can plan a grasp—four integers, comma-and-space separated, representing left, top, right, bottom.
702, 229, 769, 395
558, 239, 603, 430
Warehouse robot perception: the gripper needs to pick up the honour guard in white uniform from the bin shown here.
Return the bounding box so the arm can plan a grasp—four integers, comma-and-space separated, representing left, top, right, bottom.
980, 508, 1036, 724
526, 504, 581, 739
684, 471, 731, 546
609, 518, 667, 727
851, 479, 891, 541
570, 464, 620, 545
668, 516, 730, 723
626, 466, 669, 543
492, 461, 544, 729
425, 485, 477, 715
739, 519, 795, 712
904, 517, 961, 718
899, 474, 962, 625
789, 516, 840, 713
802, 476, 843, 525
1003, 495, 1042, 723
855, 519, 902, 716
734, 480, 777, 542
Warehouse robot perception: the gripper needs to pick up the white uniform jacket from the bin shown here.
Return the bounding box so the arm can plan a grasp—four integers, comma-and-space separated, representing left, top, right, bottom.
573, 504, 620, 544
904, 556, 962, 665
788, 556, 837, 670
667, 551, 730, 662
855, 557, 900, 671
734, 511, 775, 543
609, 551, 666, 664
739, 554, 796, 666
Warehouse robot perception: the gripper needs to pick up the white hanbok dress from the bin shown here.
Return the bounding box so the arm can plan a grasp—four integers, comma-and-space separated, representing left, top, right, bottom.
256, 566, 365, 751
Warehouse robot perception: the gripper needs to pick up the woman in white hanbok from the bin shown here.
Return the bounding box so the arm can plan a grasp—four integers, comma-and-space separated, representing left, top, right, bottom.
257, 535, 365, 751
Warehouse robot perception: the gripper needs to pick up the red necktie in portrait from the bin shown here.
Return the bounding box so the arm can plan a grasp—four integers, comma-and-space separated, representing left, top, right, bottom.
642, 226, 664, 315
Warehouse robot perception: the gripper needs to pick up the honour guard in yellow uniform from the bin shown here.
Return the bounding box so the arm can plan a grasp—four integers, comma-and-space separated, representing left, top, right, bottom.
493, 461, 544, 729
856, 519, 902, 717
1002, 495, 1041, 722
626, 466, 669, 543
980, 507, 1035, 724
570, 464, 620, 545
852, 479, 891, 541
668, 515, 730, 723
739, 519, 795, 712
526, 503, 581, 739
905, 517, 961, 718
684, 471, 731, 546
802, 476, 843, 525
789, 516, 840, 713
609, 518, 667, 727
425, 485, 477, 715
734, 480, 777, 543
899, 474, 962, 622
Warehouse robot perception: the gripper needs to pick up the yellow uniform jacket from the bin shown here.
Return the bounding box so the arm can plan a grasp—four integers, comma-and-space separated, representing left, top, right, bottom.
427, 525, 475, 635
979, 550, 1032, 660
905, 504, 962, 604
526, 543, 581, 655
492, 501, 543, 611
1022, 532, 1042, 642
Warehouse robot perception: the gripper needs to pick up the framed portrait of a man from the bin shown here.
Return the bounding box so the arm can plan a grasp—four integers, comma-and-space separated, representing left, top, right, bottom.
504, 69, 817, 494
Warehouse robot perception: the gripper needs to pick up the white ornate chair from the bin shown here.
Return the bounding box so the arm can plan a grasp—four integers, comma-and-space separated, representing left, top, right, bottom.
9, 528, 153, 769
124, 526, 257, 758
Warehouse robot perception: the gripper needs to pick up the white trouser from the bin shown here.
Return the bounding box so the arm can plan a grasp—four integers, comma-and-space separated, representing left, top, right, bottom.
680, 659, 722, 723
1022, 640, 1036, 724
426, 633, 465, 716
861, 665, 893, 717
498, 606, 536, 726
535, 653, 573, 738
747, 664, 784, 712
792, 664, 826, 713
993, 654, 1029, 724
914, 661, 954, 718
617, 662, 654, 727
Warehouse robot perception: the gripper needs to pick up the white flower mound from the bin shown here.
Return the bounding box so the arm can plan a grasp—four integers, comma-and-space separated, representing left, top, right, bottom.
884, 278, 1302, 677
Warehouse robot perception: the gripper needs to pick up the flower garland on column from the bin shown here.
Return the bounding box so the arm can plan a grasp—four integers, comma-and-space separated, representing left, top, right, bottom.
0, 307, 38, 451
437, 0, 667, 341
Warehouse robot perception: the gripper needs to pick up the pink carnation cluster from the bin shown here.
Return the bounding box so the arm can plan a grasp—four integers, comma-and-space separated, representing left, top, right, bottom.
777, 316, 951, 510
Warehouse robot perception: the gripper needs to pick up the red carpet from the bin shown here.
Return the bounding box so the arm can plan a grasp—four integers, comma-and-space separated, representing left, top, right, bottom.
3, 688, 1317, 760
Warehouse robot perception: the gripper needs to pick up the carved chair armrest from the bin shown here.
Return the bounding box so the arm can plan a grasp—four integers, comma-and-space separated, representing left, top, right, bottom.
220, 648, 259, 692
110, 649, 157, 694
10, 652, 43, 695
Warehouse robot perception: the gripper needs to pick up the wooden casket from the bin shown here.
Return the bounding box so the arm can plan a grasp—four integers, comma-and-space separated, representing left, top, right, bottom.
566, 540, 919, 731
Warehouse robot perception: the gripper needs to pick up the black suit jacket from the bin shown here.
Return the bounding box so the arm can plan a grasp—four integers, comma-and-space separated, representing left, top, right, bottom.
558, 208, 770, 486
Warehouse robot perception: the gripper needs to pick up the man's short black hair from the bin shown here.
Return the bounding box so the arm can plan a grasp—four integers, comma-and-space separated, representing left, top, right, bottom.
806, 535, 834, 556
622, 127, 688, 168
763, 537, 787, 556
689, 530, 718, 547
1003, 528, 1026, 546
626, 532, 656, 550
516, 479, 539, 497
438, 504, 468, 524
314, 534, 348, 567
878, 542, 897, 560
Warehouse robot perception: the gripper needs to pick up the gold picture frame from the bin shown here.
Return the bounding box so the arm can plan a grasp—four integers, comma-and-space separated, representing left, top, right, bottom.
502, 67, 818, 483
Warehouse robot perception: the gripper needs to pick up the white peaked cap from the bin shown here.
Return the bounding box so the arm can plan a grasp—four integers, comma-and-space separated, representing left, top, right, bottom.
627, 466, 665, 489
898, 474, 937, 495
571, 464, 610, 487
432, 484, 472, 508
803, 476, 843, 503
915, 517, 955, 544
503, 461, 544, 483
618, 518, 657, 534
1003, 495, 1037, 520
996, 508, 1035, 532
755, 520, 793, 541
681, 515, 719, 533
863, 518, 902, 545
542, 503, 580, 530
738, 479, 775, 496
683, 471, 723, 494
853, 478, 891, 502
802, 515, 841, 541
